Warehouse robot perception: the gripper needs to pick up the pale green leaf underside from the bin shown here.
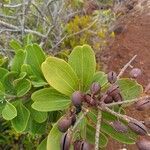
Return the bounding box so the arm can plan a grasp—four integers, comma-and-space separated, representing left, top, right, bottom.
42, 57, 79, 96
68, 44, 96, 91
31, 88, 70, 112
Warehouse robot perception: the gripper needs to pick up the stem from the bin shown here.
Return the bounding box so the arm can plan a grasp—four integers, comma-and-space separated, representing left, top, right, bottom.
117, 55, 137, 79
95, 110, 102, 150
99, 106, 130, 122
72, 109, 89, 131
105, 95, 150, 107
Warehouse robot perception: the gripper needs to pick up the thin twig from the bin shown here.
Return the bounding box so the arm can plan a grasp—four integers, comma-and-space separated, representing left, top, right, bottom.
72, 109, 89, 131
0, 20, 46, 38
95, 110, 102, 150
117, 55, 137, 79
51, 19, 98, 51
105, 95, 150, 107
21, 0, 26, 38
0, 3, 28, 8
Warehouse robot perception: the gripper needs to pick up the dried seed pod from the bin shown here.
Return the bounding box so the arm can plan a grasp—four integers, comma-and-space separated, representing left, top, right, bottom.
58, 117, 72, 132
72, 91, 83, 107
128, 120, 148, 135
113, 93, 123, 102
60, 132, 71, 150
107, 84, 120, 96
73, 140, 82, 150
130, 68, 142, 78
111, 121, 128, 133
101, 94, 113, 104
84, 94, 96, 106
135, 99, 150, 111
136, 138, 150, 150
144, 83, 150, 94
107, 71, 117, 84
80, 141, 94, 150
90, 82, 101, 95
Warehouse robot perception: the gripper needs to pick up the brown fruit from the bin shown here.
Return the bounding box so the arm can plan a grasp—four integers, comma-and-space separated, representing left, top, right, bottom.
111, 121, 128, 133
107, 84, 120, 96
60, 132, 71, 150
84, 94, 96, 106
73, 140, 82, 150
107, 71, 117, 84
58, 117, 72, 132
130, 68, 142, 78
80, 141, 94, 150
90, 82, 101, 95
128, 120, 148, 136
103, 94, 113, 104
113, 93, 123, 102
72, 91, 83, 107
135, 99, 150, 111
136, 138, 150, 150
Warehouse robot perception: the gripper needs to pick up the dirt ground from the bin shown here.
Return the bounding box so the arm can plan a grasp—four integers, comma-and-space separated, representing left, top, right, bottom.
96, 2, 150, 150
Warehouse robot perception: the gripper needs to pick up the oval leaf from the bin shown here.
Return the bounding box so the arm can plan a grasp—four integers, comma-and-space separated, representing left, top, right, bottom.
11, 102, 30, 132
42, 57, 79, 96
2, 102, 17, 120
14, 79, 31, 97
25, 44, 46, 79
31, 88, 70, 112
68, 45, 96, 91
118, 78, 143, 100
11, 50, 25, 73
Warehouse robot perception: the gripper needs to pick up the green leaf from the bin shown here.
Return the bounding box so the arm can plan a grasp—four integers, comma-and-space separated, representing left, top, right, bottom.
0, 102, 6, 114
14, 79, 31, 97
0, 81, 5, 95
25, 44, 46, 79
47, 122, 63, 150
68, 45, 96, 91
86, 124, 108, 148
32, 88, 70, 112
87, 111, 137, 144
118, 78, 143, 100
2, 102, 17, 120
26, 118, 46, 135
3, 71, 18, 94
101, 122, 136, 144
21, 64, 35, 77
9, 39, 22, 53
37, 137, 47, 150
11, 102, 30, 132
42, 57, 79, 96
92, 71, 108, 86
0, 67, 9, 81
25, 100, 48, 123
11, 50, 25, 73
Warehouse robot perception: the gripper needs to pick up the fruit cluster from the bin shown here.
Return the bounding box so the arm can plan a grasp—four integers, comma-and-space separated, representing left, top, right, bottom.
58, 70, 150, 150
